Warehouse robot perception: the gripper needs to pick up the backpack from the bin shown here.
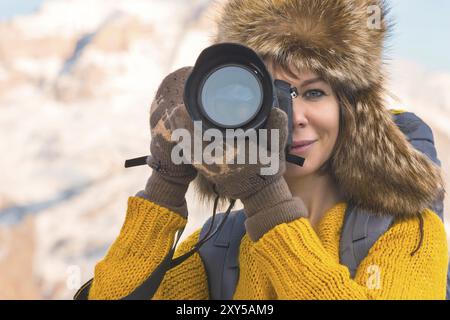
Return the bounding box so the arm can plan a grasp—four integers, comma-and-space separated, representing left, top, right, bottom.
198, 110, 449, 300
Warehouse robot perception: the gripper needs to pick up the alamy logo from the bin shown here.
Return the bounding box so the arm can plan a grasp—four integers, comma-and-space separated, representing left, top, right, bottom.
366, 264, 382, 290
367, 5, 382, 30
170, 121, 281, 176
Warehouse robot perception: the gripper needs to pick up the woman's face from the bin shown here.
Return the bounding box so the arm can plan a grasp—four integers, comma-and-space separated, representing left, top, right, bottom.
270, 66, 340, 180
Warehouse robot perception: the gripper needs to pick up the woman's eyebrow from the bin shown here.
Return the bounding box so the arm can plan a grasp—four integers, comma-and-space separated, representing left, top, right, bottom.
300, 77, 324, 87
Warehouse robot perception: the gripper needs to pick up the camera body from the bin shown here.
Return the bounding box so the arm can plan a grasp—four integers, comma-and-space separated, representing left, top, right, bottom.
184, 42, 304, 167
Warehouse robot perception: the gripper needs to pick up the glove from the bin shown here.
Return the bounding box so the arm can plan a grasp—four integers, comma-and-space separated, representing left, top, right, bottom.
135, 67, 197, 218
193, 107, 308, 241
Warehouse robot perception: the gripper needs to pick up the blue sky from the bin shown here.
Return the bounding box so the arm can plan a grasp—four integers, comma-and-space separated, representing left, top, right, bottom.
389, 0, 450, 72
0, 0, 43, 20
0, 0, 449, 72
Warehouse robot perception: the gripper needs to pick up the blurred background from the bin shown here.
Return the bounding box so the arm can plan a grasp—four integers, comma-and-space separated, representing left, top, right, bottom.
0, 0, 449, 299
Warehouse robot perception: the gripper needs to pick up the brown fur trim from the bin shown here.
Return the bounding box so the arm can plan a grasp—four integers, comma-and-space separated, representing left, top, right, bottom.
213, 0, 393, 91
331, 85, 445, 218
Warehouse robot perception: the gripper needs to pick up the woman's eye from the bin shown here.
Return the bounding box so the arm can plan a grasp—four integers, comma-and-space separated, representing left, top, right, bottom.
304, 89, 325, 99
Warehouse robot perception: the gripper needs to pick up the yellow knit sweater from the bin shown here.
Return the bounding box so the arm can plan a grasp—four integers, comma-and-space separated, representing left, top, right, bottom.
87, 196, 449, 300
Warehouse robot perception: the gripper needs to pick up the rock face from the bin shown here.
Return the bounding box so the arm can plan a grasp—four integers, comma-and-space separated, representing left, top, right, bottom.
0, 0, 448, 300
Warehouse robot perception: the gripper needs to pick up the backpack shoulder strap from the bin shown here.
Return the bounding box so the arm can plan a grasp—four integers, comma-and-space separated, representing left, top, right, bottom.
198, 209, 247, 300
391, 110, 444, 219
339, 203, 395, 278
391, 111, 440, 164
340, 202, 450, 299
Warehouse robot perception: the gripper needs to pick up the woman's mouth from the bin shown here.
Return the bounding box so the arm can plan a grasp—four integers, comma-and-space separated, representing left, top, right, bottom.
290, 139, 317, 154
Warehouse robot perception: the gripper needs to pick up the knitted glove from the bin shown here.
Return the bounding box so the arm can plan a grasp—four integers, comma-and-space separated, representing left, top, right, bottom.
194, 108, 308, 241
135, 67, 197, 218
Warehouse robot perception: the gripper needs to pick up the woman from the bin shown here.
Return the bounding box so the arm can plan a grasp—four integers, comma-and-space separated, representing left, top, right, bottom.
81, 0, 448, 299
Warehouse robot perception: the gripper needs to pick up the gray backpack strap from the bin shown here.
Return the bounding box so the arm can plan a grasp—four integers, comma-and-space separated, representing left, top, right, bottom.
340, 203, 450, 299
339, 203, 395, 278
393, 111, 444, 219
198, 209, 247, 300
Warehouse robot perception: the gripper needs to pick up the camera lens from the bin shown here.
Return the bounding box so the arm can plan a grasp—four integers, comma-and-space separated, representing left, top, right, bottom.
184, 42, 274, 133
200, 65, 263, 128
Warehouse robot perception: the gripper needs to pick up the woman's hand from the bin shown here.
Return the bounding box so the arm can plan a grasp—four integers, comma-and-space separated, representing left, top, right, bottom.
191, 107, 309, 241
135, 67, 197, 218
194, 107, 289, 200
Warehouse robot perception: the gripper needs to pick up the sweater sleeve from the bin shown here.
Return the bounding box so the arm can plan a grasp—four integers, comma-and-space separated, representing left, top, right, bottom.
249, 208, 449, 299
87, 196, 209, 300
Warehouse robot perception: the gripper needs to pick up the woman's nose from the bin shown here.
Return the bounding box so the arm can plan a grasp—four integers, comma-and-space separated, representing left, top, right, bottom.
292, 99, 308, 128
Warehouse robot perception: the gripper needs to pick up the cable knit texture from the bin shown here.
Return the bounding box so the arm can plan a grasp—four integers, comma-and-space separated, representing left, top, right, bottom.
87, 197, 448, 300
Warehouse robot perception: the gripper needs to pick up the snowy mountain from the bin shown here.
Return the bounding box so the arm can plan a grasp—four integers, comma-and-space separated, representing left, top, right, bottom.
0, 0, 220, 299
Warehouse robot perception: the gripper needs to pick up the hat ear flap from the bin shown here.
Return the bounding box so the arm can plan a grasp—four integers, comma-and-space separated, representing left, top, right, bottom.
331, 88, 445, 218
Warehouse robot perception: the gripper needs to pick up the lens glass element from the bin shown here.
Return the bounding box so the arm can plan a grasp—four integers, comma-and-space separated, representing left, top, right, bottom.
200, 65, 262, 127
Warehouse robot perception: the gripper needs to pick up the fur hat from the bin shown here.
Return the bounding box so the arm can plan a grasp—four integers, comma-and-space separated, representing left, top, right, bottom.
194, 0, 445, 218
